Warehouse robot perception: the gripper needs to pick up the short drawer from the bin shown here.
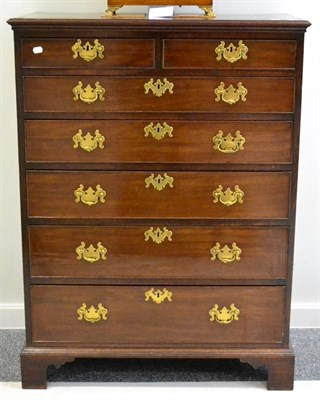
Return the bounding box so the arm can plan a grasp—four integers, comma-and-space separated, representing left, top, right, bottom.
22, 38, 155, 69
30, 285, 285, 345
163, 39, 297, 70
25, 120, 293, 165
26, 171, 290, 220
29, 226, 288, 280
23, 77, 294, 113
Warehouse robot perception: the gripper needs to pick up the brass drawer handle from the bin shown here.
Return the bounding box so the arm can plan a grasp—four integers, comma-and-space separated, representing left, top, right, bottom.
145, 288, 173, 304
144, 122, 173, 140
74, 184, 106, 206
77, 303, 108, 323
209, 304, 240, 324
213, 185, 244, 206
76, 242, 107, 263
213, 130, 245, 153
144, 78, 174, 97
145, 227, 173, 244
210, 242, 241, 263
72, 39, 104, 62
73, 81, 105, 104
145, 173, 174, 191
73, 129, 105, 152
215, 40, 248, 64
214, 82, 248, 105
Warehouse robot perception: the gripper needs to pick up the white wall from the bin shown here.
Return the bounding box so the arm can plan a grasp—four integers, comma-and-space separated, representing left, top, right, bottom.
0, 0, 319, 328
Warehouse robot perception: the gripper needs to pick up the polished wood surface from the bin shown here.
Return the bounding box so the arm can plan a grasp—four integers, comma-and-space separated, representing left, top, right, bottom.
30, 285, 285, 345
163, 40, 297, 70
22, 38, 155, 69
25, 120, 293, 165
23, 77, 294, 113
26, 171, 290, 220
29, 226, 288, 280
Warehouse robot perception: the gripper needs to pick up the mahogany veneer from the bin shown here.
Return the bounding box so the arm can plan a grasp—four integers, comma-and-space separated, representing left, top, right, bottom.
8, 13, 310, 390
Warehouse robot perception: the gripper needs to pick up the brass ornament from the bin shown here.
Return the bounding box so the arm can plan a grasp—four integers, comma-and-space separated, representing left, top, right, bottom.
213, 185, 244, 206
145, 288, 173, 304
144, 227, 173, 244
144, 78, 174, 97
215, 40, 248, 64
210, 242, 242, 264
73, 129, 105, 152
214, 82, 248, 105
144, 122, 173, 141
213, 130, 246, 153
73, 81, 105, 104
209, 304, 240, 324
76, 242, 108, 263
199, 6, 216, 18
71, 39, 104, 62
74, 184, 106, 206
77, 303, 108, 323
145, 173, 174, 191
105, 6, 123, 16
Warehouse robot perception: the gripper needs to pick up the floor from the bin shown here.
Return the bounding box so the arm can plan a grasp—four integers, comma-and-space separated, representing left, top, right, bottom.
1, 329, 319, 399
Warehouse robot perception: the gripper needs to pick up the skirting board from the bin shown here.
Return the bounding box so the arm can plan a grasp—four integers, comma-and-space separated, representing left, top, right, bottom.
0, 302, 319, 329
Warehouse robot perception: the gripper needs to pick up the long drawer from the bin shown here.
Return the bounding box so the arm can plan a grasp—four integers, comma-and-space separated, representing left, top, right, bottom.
25, 120, 293, 165
30, 285, 285, 345
28, 226, 288, 280
23, 77, 294, 113
26, 171, 290, 220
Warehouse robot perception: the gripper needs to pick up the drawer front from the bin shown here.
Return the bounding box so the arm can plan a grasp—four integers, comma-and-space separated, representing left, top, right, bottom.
22, 39, 155, 69
163, 39, 297, 70
25, 120, 293, 165
30, 285, 285, 344
23, 77, 294, 113
29, 226, 288, 280
26, 171, 290, 220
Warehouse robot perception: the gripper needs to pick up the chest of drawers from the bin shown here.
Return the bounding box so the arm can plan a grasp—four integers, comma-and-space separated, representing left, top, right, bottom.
8, 13, 310, 390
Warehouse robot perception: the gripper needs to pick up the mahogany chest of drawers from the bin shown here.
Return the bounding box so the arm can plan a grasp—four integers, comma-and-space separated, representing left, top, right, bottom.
8, 13, 310, 390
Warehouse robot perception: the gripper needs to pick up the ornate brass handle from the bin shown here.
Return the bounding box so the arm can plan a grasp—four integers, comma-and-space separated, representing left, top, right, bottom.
73, 81, 105, 104
213, 185, 244, 206
145, 288, 172, 304
76, 242, 107, 263
77, 303, 108, 323
72, 39, 104, 62
144, 78, 174, 97
210, 242, 241, 263
213, 130, 245, 153
209, 304, 240, 324
215, 40, 248, 64
73, 129, 105, 152
145, 173, 174, 191
214, 82, 247, 105
144, 122, 173, 140
145, 227, 173, 244
74, 184, 106, 206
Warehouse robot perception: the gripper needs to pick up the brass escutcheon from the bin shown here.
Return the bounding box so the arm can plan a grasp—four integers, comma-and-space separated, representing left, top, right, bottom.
145, 173, 174, 191
144, 122, 173, 141
210, 242, 242, 264
72, 39, 104, 62
213, 130, 246, 153
215, 40, 248, 64
144, 78, 174, 97
145, 288, 173, 304
73, 129, 105, 152
209, 304, 240, 324
76, 242, 107, 263
213, 185, 244, 206
144, 227, 173, 244
214, 82, 248, 105
77, 303, 108, 323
